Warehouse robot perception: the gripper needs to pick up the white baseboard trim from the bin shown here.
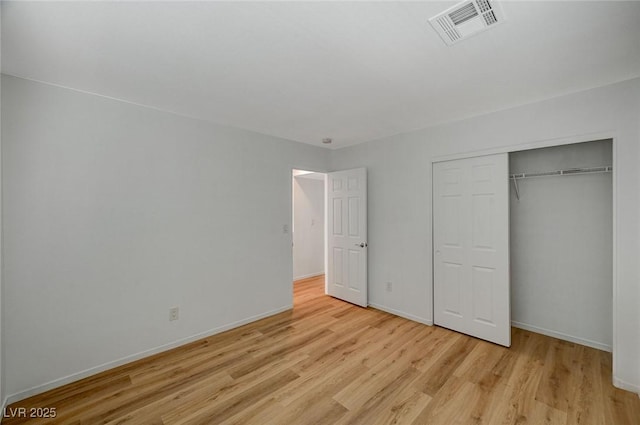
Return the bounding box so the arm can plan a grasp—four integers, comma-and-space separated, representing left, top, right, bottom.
612, 376, 640, 396
368, 303, 433, 326
293, 272, 324, 281
2, 396, 8, 421
511, 321, 612, 352
5, 305, 292, 405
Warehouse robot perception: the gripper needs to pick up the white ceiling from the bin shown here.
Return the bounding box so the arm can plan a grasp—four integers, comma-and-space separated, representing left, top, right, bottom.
2, 1, 639, 149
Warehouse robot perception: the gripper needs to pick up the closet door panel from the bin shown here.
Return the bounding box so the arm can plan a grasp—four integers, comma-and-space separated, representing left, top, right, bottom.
434, 153, 510, 347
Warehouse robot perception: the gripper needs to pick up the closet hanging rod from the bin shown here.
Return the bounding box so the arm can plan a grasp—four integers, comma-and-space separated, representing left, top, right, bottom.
510, 166, 612, 180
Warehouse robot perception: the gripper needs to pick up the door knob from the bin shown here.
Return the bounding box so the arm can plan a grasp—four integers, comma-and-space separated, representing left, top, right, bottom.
355, 243, 367, 248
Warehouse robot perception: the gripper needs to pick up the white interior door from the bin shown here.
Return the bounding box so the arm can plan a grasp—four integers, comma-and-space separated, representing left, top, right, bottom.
326, 168, 367, 307
433, 154, 510, 346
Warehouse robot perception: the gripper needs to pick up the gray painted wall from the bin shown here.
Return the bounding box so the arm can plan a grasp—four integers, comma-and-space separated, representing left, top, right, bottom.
330, 78, 640, 393
2, 73, 639, 402
509, 140, 612, 350
0, 4, 3, 408
1, 75, 329, 401
293, 175, 325, 280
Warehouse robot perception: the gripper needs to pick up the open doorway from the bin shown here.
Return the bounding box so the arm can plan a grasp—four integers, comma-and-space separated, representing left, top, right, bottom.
292, 170, 326, 293
509, 139, 613, 351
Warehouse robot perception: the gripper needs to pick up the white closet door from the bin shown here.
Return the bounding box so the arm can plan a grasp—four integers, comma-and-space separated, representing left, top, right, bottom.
433, 154, 510, 347
326, 168, 367, 307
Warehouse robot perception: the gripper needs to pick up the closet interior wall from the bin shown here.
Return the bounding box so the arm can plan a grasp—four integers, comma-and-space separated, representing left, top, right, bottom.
509, 139, 613, 351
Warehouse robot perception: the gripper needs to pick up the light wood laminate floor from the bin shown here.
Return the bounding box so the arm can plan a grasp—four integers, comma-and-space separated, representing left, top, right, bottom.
4, 275, 639, 424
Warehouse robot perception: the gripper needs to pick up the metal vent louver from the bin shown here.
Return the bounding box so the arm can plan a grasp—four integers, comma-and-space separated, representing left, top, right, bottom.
429, 0, 506, 46
449, 3, 478, 25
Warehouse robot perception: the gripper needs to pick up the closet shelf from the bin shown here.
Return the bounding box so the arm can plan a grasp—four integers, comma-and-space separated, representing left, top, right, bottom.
510, 165, 612, 180
510, 166, 612, 201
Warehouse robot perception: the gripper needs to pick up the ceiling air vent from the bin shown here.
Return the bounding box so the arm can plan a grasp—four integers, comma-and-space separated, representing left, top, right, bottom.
429, 0, 505, 46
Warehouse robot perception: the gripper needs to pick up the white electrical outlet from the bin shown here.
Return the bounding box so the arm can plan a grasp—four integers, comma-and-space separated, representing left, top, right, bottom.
169, 307, 179, 321
386, 281, 393, 292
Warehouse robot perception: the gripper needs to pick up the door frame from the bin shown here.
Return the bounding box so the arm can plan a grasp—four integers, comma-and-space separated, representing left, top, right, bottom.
291, 169, 328, 282
289, 167, 328, 298
430, 131, 618, 378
